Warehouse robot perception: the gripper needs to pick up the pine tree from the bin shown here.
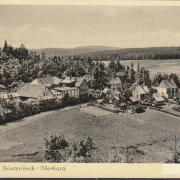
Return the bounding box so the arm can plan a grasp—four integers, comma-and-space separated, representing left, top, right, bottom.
3, 40, 8, 53
137, 62, 140, 72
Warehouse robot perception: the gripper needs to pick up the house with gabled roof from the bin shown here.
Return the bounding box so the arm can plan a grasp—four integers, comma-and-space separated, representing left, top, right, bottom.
61, 76, 89, 96
132, 85, 150, 101
102, 88, 120, 106
157, 79, 177, 99
108, 77, 122, 90
152, 93, 165, 105
30, 76, 62, 88
52, 87, 79, 99
16, 83, 54, 101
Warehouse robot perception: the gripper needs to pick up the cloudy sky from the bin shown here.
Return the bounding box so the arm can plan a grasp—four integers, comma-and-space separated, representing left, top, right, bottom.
0, 5, 180, 49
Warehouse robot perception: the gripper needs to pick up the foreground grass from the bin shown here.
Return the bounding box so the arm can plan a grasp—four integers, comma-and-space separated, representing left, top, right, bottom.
0, 108, 180, 162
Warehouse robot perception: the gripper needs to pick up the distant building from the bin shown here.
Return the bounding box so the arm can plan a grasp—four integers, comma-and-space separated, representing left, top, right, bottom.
61, 76, 89, 95
152, 93, 164, 105
16, 83, 54, 101
129, 96, 139, 104
102, 88, 120, 106
132, 85, 150, 101
53, 87, 79, 99
108, 77, 122, 90
157, 79, 177, 99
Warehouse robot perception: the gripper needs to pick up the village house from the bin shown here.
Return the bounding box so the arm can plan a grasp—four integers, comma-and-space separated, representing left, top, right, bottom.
30, 76, 62, 88
131, 85, 150, 101
102, 88, 120, 106
52, 87, 79, 99
16, 83, 55, 101
61, 76, 89, 96
108, 77, 122, 90
157, 79, 177, 99
152, 93, 165, 105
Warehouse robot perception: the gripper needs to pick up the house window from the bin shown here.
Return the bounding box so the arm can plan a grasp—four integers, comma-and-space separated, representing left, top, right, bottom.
109, 94, 111, 98
109, 100, 112, 103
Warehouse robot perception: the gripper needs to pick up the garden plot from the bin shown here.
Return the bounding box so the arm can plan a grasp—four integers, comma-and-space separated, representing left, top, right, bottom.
79, 106, 113, 117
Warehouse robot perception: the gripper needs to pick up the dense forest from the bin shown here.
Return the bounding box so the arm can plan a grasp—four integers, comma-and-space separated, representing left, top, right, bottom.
79, 47, 180, 61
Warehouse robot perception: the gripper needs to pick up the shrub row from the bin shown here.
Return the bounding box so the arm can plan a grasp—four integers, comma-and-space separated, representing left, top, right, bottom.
0, 94, 90, 125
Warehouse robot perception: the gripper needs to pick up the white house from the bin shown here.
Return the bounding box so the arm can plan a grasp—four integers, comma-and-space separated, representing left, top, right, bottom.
157, 79, 177, 99
132, 85, 150, 101
52, 87, 79, 99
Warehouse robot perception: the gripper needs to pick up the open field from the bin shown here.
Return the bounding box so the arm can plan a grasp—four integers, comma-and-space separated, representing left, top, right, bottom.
0, 107, 180, 162
101, 59, 180, 77
80, 106, 113, 116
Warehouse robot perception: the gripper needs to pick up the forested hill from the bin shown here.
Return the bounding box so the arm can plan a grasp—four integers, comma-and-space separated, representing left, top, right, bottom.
31, 46, 119, 57
78, 47, 180, 60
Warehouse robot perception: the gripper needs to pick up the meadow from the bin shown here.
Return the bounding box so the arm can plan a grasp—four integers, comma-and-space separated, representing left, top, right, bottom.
0, 107, 180, 162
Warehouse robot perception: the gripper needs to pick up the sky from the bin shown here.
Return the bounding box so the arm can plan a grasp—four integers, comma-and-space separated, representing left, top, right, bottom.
0, 5, 180, 49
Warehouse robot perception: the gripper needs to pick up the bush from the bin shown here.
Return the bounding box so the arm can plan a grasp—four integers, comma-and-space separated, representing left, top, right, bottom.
43, 134, 95, 163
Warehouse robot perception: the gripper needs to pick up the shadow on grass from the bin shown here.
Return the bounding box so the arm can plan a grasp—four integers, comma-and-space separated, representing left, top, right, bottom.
136, 109, 146, 114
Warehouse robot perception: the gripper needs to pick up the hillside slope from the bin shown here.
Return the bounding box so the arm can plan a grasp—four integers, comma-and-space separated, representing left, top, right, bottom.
31, 46, 119, 57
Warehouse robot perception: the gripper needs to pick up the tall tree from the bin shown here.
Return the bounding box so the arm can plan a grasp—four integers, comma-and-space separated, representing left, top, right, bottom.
3, 40, 8, 53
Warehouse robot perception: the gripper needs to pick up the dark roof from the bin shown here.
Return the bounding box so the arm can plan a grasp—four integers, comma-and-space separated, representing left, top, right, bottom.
62, 76, 87, 87
132, 104, 141, 109
159, 79, 177, 89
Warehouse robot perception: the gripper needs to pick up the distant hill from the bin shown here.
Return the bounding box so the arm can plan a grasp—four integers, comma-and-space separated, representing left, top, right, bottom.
30, 46, 119, 57
78, 46, 180, 60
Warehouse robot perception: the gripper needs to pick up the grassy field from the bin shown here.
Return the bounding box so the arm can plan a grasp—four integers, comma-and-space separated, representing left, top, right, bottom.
102, 59, 180, 77
79, 106, 113, 116
0, 107, 180, 162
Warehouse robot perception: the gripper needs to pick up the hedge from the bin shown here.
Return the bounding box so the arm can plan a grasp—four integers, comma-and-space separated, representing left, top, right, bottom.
0, 94, 90, 125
